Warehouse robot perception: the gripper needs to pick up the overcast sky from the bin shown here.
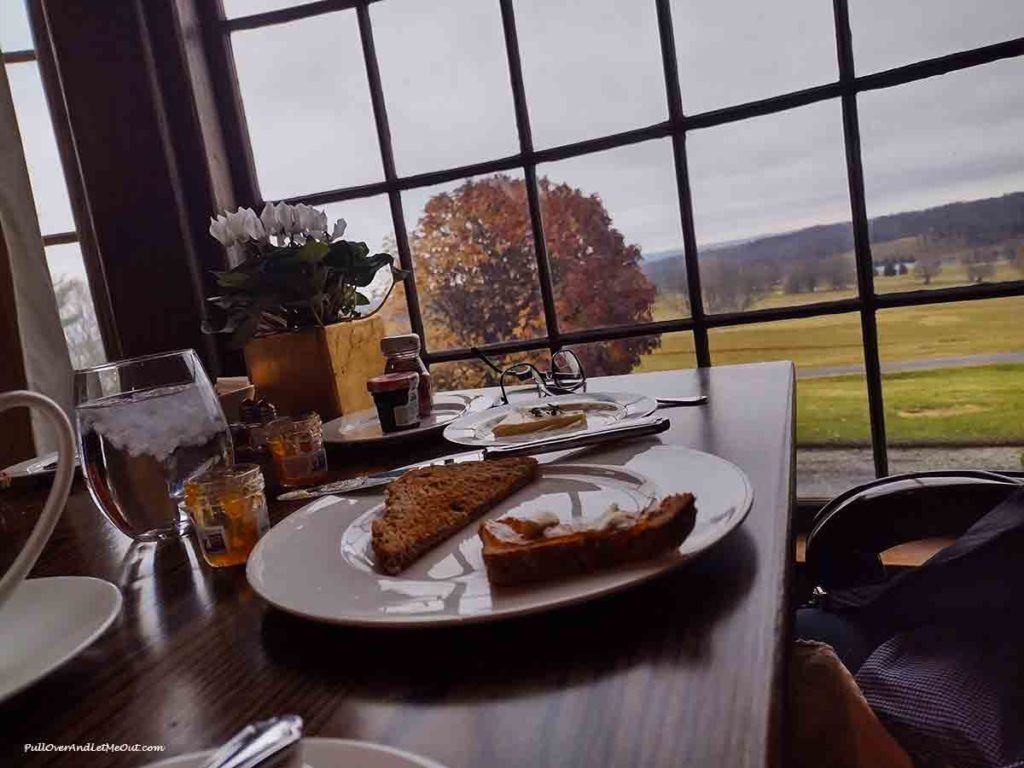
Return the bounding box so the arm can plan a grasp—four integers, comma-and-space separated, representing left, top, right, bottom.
4, 0, 1024, 283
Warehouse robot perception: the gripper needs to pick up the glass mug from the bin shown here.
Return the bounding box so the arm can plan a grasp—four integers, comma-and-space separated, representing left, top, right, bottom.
74, 349, 233, 541
0, 391, 76, 610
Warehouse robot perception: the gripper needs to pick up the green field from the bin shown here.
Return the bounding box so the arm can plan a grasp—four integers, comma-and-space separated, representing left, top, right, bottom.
635, 284, 1024, 447
798, 364, 1024, 446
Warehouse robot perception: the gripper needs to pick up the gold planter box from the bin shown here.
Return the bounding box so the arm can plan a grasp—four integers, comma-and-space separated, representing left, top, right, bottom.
243, 316, 386, 420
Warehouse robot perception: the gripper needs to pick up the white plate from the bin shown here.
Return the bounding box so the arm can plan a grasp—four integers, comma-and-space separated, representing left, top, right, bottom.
143, 737, 448, 768
247, 444, 753, 628
0, 576, 122, 703
322, 393, 493, 446
442, 391, 657, 447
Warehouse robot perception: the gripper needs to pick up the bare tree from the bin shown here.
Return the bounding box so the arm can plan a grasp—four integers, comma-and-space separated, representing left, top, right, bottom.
701, 258, 765, 313
53, 276, 105, 369
915, 253, 943, 285
1008, 244, 1024, 275
960, 250, 996, 283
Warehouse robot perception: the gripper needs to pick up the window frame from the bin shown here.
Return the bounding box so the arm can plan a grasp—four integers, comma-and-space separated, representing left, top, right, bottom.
2, 9, 121, 361
210, 0, 1024, 481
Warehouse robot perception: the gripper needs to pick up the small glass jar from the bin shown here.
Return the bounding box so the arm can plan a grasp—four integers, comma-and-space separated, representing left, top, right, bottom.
267, 413, 329, 488
184, 463, 269, 568
367, 372, 420, 433
382, 334, 432, 417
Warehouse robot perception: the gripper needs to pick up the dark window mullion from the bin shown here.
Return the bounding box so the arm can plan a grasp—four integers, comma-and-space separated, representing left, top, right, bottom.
498, 0, 560, 350
354, 3, 427, 349
834, 0, 888, 477
654, 0, 710, 367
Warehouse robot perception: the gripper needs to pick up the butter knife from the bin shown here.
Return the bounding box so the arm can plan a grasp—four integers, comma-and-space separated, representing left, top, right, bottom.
277, 417, 670, 501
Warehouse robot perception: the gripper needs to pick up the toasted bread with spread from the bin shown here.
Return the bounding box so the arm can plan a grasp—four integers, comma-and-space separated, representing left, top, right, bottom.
371, 457, 539, 575
479, 493, 697, 586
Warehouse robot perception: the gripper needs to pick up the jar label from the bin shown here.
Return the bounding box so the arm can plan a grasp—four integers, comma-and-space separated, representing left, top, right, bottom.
280, 449, 327, 478
394, 384, 420, 427
199, 525, 228, 555
255, 497, 270, 537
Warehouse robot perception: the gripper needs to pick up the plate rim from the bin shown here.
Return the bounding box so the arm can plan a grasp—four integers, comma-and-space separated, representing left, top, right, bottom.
140, 736, 450, 768
0, 576, 122, 703
441, 391, 658, 448
322, 393, 493, 446
247, 446, 753, 629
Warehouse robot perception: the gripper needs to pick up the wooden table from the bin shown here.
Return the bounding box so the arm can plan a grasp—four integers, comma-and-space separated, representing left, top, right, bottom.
0, 363, 795, 767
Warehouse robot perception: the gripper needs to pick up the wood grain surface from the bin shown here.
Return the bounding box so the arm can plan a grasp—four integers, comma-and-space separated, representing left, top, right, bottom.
0, 363, 795, 767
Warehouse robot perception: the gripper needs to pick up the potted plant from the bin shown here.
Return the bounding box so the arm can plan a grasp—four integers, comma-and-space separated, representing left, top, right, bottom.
205, 202, 407, 420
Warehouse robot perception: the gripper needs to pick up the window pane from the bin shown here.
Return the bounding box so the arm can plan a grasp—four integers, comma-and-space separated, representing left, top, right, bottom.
431, 350, 546, 392
6, 62, 75, 234
538, 139, 686, 333
515, 0, 666, 148
711, 314, 872, 498
231, 11, 383, 200
851, 0, 1024, 74
860, 59, 1024, 295
575, 332, 695, 378
372, 0, 519, 175
688, 100, 856, 314
672, 0, 837, 114
403, 171, 546, 352
320, 195, 411, 335
45, 242, 105, 370
878, 297, 1024, 474
222, 0, 304, 19
1, 0, 33, 51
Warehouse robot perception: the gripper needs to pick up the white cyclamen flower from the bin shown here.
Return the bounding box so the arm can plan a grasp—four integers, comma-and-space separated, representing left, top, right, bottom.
224, 209, 252, 243
274, 202, 297, 237
331, 217, 347, 241
241, 208, 266, 241
209, 215, 234, 246
260, 202, 280, 236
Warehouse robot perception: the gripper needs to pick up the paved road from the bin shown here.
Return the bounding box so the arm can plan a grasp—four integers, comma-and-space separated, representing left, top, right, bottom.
798, 351, 1024, 380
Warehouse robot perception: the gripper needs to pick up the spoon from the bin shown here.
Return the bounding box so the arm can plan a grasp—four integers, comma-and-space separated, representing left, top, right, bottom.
202, 714, 303, 768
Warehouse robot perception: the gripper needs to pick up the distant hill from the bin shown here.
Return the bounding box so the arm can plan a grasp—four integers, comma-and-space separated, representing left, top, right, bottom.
640, 191, 1024, 294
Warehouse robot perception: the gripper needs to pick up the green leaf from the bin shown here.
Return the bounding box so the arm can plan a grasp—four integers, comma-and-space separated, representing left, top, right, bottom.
214, 271, 253, 289
296, 240, 329, 263
354, 292, 371, 306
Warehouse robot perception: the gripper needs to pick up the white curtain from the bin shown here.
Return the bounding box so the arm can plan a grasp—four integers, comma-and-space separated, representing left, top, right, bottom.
0, 63, 74, 452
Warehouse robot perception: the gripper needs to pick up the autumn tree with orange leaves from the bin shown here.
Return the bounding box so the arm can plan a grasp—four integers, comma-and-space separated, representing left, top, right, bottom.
409, 174, 659, 389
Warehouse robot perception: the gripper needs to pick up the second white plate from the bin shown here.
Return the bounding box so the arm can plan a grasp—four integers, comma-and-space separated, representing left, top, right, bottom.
322, 393, 493, 446
442, 391, 657, 447
246, 443, 753, 628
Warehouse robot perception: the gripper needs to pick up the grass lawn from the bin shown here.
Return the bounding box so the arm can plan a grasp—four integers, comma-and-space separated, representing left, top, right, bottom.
643, 293, 1024, 370
797, 364, 1024, 446
636, 279, 1024, 447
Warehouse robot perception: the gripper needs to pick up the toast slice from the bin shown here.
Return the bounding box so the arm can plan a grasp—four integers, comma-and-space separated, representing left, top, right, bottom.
371, 457, 539, 575
479, 493, 697, 586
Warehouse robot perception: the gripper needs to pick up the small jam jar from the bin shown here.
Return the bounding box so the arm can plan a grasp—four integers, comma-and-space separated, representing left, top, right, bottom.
184, 463, 269, 568
367, 372, 420, 433
267, 413, 329, 488
381, 334, 432, 416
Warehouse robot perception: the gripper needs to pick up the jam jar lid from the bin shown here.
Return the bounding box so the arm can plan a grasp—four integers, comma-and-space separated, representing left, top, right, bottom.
367, 371, 419, 393
380, 334, 421, 356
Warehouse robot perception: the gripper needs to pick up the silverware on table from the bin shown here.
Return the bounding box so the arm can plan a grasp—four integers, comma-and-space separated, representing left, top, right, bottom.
656, 395, 708, 407
277, 416, 671, 501
201, 714, 303, 768
481, 416, 669, 459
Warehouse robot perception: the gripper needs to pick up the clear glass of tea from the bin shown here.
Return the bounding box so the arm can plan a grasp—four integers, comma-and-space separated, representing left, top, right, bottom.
74, 349, 233, 541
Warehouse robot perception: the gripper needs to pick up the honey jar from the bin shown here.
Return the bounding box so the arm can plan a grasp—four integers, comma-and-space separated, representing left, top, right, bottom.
267, 413, 329, 488
184, 463, 269, 568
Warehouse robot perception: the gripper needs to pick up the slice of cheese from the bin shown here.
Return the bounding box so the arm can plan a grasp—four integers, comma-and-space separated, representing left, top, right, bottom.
492, 409, 587, 437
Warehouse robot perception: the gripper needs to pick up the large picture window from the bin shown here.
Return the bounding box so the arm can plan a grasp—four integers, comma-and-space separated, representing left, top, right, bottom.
219, 0, 1024, 497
